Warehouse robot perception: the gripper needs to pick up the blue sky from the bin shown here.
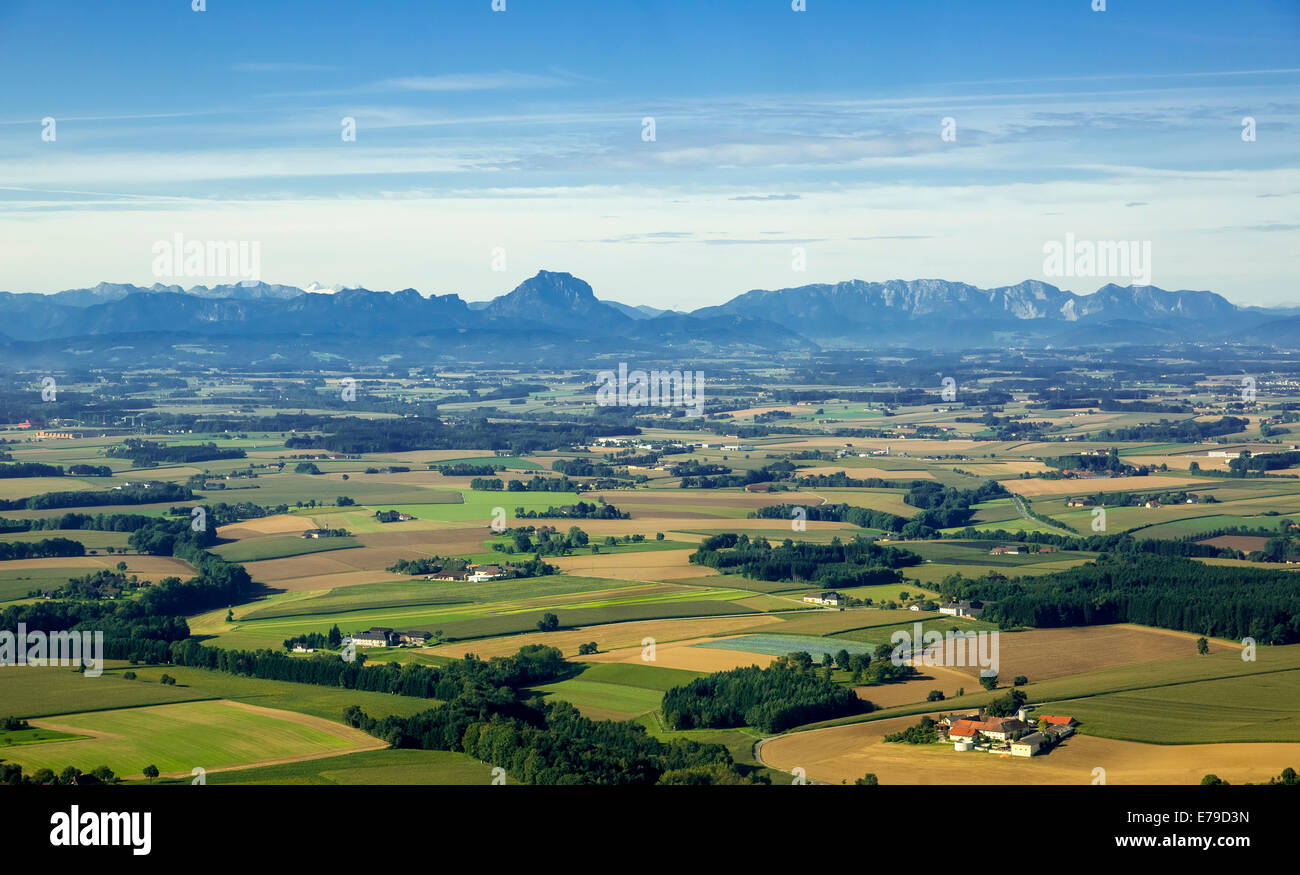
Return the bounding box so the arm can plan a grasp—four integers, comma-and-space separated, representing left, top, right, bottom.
1, 0, 1297, 307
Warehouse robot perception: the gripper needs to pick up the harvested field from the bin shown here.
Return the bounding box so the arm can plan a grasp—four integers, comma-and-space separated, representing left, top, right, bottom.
797, 466, 934, 480
852, 669, 973, 709
1005, 475, 1211, 497
247, 567, 398, 592
759, 714, 1300, 785
1197, 535, 1269, 553
925, 624, 1236, 683
720, 404, 805, 418
354, 529, 490, 553
0, 555, 194, 576
426, 615, 785, 661
735, 608, 923, 636
590, 492, 820, 510
549, 548, 718, 581
584, 636, 776, 673
218, 514, 316, 539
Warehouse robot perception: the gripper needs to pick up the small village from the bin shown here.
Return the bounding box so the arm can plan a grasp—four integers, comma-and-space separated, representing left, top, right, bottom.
942, 708, 1077, 757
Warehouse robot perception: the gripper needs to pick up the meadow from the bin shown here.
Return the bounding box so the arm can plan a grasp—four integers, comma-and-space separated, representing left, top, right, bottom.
16, 700, 381, 777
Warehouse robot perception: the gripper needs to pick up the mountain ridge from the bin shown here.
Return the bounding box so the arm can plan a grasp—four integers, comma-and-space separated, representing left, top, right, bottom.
0, 271, 1281, 349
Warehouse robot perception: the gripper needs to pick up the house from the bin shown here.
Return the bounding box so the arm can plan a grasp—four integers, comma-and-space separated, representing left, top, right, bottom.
1039, 715, 1076, 727
989, 545, 1026, 555
302, 529, 328, 539
989, 718, 1030, 740
1044, 724, 1074, 743
949, 716, 1029, 742
399, 631, 431, 646
938, 600, 984, 618
1011, 731, 1045, 757
291, 644, 315, 653
1066, 497, 1096, 508
352, 627, 394, 648
466, 563, 505, 582
802, 591, 844, 607
1144, 500, 1161, 509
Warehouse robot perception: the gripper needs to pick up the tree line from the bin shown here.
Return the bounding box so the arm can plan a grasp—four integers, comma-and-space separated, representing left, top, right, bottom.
939, 553, 1300, 644
661, 661, 870, 733
106, 439, 246, 466
0, 482, 192, 512
690, 532, 920, 587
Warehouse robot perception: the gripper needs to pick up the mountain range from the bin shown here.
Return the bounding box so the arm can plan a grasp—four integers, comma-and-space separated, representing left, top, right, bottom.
1, 271, 1295, 352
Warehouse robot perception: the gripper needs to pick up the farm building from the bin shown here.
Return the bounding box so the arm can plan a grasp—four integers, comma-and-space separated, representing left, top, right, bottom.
1011, 732, 1045, 757
938, 600, 984, 618
352, 627, 394, 647
1039, 715, 1076, 727
803, 591, 845, 606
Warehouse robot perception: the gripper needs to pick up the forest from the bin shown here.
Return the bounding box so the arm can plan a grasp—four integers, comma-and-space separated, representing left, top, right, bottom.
661, 661, 869, 733
690, 532, 920, 587
939, 554, 1300, 643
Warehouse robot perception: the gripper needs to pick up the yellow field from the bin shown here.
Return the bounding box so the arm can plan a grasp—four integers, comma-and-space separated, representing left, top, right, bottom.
218, 514, 316, 538
0, 555, 194, 576
927, 624, 1226, 684
759, 713, 1300, 785
719, 404, 805, 418
0, 477, 97, 500
427, 615, 785, 661
582, 636, 777, 672
1005, 474, 1212, 497
797, 466, 934, 480
549, 548, 718, 581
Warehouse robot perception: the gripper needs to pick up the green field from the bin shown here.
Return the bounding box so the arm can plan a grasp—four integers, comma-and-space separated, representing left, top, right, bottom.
0, 567, 94, 602
1055, 669, 1300, 743
530, 662, 703, 719
212, 534, 361, 562
803, 644, 1300, 736
6, 700, 371, 776
205, 749, 495, 785
0, 726, 85, 746
0, 663, 440, 723
213, 575, 765, 649
0, 665, 210, 717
